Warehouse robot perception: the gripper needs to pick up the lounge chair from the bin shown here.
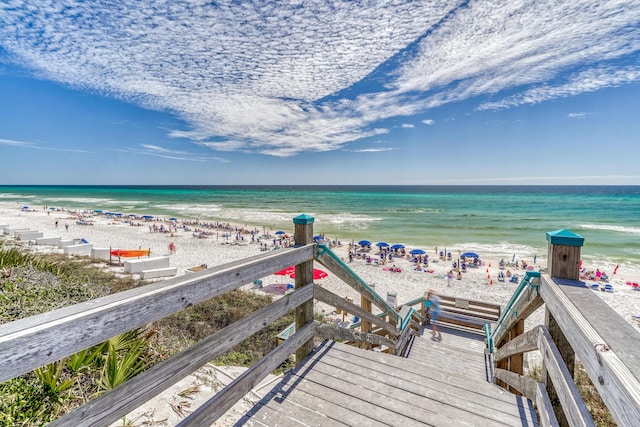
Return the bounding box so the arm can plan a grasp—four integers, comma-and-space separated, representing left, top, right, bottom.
604, 283, 614, 292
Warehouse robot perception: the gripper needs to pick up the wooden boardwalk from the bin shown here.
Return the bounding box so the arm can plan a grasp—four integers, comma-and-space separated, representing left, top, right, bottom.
237, 326, 538, 426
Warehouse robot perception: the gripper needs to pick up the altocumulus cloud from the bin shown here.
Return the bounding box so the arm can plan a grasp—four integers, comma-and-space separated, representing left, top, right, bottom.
1, 1, 639, 156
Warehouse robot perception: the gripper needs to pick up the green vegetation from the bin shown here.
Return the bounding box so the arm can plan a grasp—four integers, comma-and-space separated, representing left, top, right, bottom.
0, 242, 294, 426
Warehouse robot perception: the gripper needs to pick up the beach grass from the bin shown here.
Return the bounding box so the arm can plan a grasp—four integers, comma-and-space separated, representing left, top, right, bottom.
0, 244, 294, 425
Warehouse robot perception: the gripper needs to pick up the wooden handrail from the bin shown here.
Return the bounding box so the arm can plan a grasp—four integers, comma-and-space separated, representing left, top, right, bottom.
489, 273, 640, 426
0, 245, 314, 382
1, 231, 418, 425
49, 284, 314, 427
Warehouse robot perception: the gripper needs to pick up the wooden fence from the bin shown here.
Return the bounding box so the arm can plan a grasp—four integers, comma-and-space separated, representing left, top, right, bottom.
488, 231, 640, 427
0, 217, 419, 426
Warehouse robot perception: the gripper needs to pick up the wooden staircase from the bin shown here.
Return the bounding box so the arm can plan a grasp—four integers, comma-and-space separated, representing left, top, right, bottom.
237, 325, 539, 426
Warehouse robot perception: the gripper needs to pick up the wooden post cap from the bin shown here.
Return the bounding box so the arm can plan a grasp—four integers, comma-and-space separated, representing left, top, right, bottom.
545, 229, 584, 247
293, 214, 314, 225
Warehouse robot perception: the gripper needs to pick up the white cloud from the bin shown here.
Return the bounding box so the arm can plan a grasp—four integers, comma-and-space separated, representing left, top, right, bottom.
0, 137, 89, 153
349, 147, 396, 153
115, 144, 229, 162
567, 112, 591, 119
1, 1, 639, 156
422, 119, 435, 125
401, 123, 414, 128
0, 138, 31, 146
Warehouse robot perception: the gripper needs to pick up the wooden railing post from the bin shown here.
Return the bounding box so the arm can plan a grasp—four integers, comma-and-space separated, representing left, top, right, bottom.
293, 214, 315, 364
543, 229, 584, 427
361, 285, 373, 349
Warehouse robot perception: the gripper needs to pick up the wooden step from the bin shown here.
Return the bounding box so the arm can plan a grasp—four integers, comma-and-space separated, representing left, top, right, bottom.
240, 341, 538, 426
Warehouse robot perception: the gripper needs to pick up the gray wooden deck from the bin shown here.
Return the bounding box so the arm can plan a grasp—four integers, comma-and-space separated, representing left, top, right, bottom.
237, 326, 539, 426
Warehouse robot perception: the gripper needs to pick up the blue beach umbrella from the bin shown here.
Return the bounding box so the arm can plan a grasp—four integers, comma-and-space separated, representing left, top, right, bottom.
376, 242, 389, 247
461, 252, 479, 259
390, 244, 405, 250
168, 217, 178, 221
358, 240, 371, 247
21, 205, 29, 210
275, 230, 286, 235
410, 249, 426, 255
93, 209, 103, 213
142, 215, 154, 219
313, 235, 323, 241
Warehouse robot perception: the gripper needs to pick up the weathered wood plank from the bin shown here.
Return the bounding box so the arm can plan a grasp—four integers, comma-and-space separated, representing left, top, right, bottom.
492, 287, 543, 348
325, 340, 535, 415
540, 275, 640, 426
0, 246, 314, 382
315, 349, 536, 425
537, 325, 595, 427
255, 386, 386, 426
243, 392, 346, 426
294, 221, 315, 364
274, 370, 432, 426
536, 381, 560, 427
177, 321, 316, 427
314, 322, 395, 348
238, 402, 306, 426
494, 368, 539, 400
49, 284, 314, 427
494, 325, 540, 362
314, 285, 398, 336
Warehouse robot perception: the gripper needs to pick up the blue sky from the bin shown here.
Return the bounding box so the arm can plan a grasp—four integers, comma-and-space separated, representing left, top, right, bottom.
1, 1, 640, 185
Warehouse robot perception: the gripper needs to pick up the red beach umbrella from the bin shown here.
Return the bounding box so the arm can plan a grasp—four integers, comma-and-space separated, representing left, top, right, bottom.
274, 266, 295, 276
289, 268, 328, 280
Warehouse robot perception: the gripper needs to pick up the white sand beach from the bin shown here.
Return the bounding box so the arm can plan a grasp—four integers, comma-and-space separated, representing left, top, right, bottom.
2, 202, 639, 425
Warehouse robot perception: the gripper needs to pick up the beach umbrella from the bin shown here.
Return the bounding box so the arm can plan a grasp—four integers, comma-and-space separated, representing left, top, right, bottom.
21, 205, 29, 210
275, 230, 286, 235
128, 213, 138, 217
390, 244, 405, 250
93, 209, 103, 213
358, 240, 371, 247
461, 252, 479, 259
410, 249, 426, 255
274, 266, 295, 276
313, 235, 323, 241
289, 268, 328, 280
142, 215, 154, 219
376, 242, 389, 247
168, 217, 178, 221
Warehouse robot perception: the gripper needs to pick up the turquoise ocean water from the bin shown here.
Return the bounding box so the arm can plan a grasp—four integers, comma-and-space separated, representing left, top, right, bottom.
1, 185, 639, 271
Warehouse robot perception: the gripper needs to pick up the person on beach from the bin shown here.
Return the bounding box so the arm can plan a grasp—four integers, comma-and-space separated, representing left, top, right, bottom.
65, 223, 69, 232
426, 290, 442, 341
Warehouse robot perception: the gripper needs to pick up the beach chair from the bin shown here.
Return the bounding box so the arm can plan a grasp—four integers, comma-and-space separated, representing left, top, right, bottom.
374, 259, 379, 267
604, 283, 614, 292
590, 283, 600, 290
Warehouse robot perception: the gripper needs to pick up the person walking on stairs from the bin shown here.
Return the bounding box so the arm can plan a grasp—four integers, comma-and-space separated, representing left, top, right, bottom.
427, 289, 442, 341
